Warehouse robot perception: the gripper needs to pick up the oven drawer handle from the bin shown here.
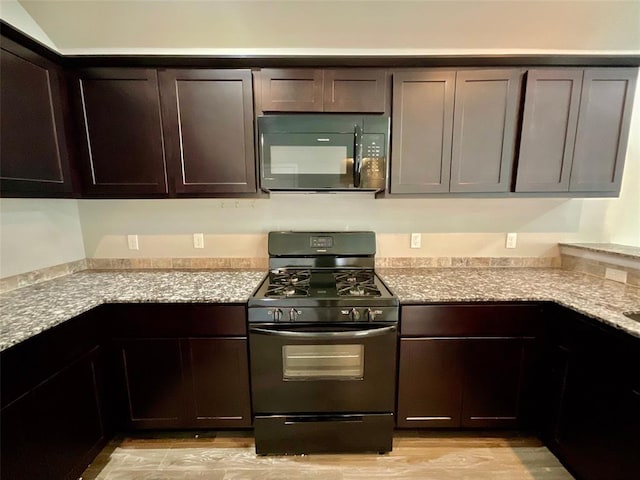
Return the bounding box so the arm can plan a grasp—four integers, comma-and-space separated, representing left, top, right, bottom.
250, 325, 396, 339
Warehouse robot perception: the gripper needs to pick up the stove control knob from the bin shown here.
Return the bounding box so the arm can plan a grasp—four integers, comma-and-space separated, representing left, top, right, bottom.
366, 308, 377, 322
289, 308, 301, 321
272, 308, 283, 322
350, 308, 361, 321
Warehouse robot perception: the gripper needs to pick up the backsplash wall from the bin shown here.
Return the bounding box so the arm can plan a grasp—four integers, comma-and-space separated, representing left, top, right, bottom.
76, 196, 618, 260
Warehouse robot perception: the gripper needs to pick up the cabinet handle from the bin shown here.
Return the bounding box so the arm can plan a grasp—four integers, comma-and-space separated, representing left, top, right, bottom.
406, 416, 452, 421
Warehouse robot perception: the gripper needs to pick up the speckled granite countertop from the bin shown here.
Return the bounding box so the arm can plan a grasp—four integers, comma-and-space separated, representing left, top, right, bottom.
559, 243, 640, 259
0, 270, 266, 351
378, 268, 640, 338
2, 268, 640, 352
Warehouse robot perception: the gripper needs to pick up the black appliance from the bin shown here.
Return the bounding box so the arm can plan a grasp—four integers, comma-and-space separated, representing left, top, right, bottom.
248, 231, 399, 455
258, 115, 390, 192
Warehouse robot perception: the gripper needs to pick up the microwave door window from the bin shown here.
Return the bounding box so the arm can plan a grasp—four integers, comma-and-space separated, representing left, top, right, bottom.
271, 146, 348, 175
261, 133, 354, 189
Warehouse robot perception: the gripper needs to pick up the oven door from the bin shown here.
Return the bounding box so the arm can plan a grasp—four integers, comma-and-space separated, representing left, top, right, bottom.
249, 323, 397, 413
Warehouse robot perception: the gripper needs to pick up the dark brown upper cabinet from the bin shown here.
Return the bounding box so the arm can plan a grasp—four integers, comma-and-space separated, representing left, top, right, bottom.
390, 70, 455, 193
390, 69, 522, 194
71, 68, 168, 197
569, 68, 637, 193
450, 69, 522, 193
515, 69, 583, 192
516, 68, 637, 194
257, 68, 388, 113
0, 36, 74, 197
159, 69, 257, 194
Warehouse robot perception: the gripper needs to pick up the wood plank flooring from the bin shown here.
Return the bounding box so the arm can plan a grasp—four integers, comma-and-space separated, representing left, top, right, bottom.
81, 431, 574, 480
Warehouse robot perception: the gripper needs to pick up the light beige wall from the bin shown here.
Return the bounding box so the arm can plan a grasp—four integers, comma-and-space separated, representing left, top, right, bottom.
77, 178, 637, 260
17, 0, 640, 54
0, 199, 86, 277
608, 87, 640, 246
0, 0, 56, 48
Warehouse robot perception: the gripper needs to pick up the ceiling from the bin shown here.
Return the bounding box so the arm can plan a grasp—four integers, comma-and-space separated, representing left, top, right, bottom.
4, 0, 640, 55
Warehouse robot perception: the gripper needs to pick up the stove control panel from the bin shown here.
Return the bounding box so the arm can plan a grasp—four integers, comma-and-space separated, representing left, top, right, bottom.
250, 306, 398, 323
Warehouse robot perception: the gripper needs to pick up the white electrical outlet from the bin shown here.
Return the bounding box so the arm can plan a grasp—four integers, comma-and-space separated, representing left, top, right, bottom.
127, 234, 139, 250
193, 233, 205, 249
410, 233, 422, 249
506, 233, 517, 249
605, 267, 627, 283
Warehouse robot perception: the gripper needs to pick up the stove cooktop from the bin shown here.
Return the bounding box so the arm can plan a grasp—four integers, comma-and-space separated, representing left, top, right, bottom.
248, 268, 399, 323
248, 232, 399, 323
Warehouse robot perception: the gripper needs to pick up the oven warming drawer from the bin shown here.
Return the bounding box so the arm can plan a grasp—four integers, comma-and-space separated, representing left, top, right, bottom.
254, 413, 394, 455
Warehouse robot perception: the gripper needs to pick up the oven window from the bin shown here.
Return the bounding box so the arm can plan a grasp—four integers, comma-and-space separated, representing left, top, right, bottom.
282, 344, 364, 380
271, 146, 349, 175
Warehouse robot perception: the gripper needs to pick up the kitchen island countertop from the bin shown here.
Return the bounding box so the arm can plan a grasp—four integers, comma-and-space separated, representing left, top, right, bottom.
2, 267, 639, 351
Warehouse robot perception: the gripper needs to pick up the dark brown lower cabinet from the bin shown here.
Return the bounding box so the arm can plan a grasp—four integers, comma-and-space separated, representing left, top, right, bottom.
542, 305, 640, 480
397, 303, 542, 429
0, 347, 106, 480
185, 338, 252, 428
114, 338, 185, 429
397, 339, 463, 427
109, 304, 252, 430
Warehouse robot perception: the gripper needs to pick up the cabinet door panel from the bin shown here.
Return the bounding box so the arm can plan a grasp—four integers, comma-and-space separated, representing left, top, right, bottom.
0, 37, 73, 196
516, 69, 582, 192
184, 338, 251, 427
450, 69, 521, 192
160, 69, 256, 194
259, 69, 323, 112
74, 68, 167, 196
569, 68, 637, 193
323, 69, 387, 113
397, 338, 463, 427
35, 348, 105, 480
116, 338, 185, 428
1, 395, 51, 480
461, 338, 532, 428
390, 71, 455, 193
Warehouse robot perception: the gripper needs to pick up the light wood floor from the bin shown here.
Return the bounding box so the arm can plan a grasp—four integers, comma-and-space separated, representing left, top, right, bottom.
82, 431, 574, 480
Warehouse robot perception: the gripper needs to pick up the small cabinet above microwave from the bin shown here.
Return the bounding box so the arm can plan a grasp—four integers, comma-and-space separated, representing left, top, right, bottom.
255, 69, 389, 114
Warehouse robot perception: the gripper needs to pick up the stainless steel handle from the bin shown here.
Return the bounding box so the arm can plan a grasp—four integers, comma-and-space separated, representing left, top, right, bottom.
250, 325, 396, 339
353, 124, 363, 187
406, 416, 452, 421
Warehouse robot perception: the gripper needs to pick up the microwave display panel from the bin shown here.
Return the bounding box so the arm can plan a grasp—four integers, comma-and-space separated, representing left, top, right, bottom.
271, 146, 348, 175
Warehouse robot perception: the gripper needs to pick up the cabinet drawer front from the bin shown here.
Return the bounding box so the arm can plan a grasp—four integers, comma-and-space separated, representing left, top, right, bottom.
107, 304, 247, 337
401, 304, 541, 337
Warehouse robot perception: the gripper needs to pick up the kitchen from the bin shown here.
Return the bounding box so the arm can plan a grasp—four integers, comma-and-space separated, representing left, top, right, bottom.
1, 1, 639, 479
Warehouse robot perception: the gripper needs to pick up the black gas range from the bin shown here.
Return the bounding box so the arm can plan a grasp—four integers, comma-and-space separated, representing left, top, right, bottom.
248, 231, 399, 323
248, 231, 399, 455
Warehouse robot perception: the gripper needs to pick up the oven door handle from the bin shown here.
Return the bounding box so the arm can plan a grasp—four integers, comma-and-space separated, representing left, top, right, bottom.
250, 325, 396, 339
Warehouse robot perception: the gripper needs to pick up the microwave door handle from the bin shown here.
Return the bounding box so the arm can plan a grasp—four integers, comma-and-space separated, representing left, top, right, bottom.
353, 124, 363, 187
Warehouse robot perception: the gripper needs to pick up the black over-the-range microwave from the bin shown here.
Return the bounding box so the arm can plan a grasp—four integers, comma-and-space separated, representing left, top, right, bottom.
257, 114, 390, 192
